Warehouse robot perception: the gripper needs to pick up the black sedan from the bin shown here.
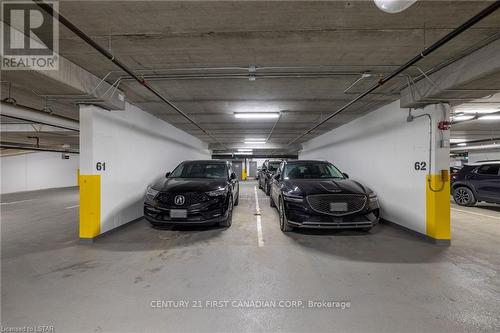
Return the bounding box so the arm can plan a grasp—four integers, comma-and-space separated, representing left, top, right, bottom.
144, 160, 239, 227
269, 160, 380, 232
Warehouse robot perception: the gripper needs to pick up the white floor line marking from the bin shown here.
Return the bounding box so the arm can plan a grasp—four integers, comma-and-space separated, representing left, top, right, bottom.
0, 199, 34, 205
451, 208, 500, 220
65, 204, 80, 209
254, 186, 264, 247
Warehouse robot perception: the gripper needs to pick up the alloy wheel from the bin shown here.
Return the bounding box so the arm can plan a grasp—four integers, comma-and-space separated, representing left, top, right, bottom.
455, 188, 471, 205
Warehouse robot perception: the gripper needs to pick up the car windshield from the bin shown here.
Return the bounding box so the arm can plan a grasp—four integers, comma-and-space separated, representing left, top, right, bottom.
268, 162, 281, 171
284, 162, 344, 179
170, 162, 227, 179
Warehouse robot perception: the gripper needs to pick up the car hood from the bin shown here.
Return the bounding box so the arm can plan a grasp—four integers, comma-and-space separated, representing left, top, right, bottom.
152, 178, 227, 193
283, 179, 370, 196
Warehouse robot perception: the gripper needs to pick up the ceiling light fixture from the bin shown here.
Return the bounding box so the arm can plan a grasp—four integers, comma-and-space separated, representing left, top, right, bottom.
245, 138, 266, 141
374, 0, 418, 14
234, 112, 280, 119
460, 109, 499, 114
450, 138, 466, 143
451, 143, 500, 151
453, 115, 475, 121
237, 152, 253, 155
244, 141, 266, 145
457, 143, 467, 147
479, 115, 500, 120
237, 148, 253, 152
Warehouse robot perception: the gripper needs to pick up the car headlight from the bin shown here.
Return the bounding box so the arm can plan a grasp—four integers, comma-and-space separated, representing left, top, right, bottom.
368, 192, 378, 203
206, 187, 228, 197
146, 186, 159, 198
283, 194, 304, 203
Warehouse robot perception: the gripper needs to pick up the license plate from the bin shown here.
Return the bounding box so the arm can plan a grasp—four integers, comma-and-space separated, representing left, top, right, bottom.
330, 202, 348, 212
170, 209, 187, 218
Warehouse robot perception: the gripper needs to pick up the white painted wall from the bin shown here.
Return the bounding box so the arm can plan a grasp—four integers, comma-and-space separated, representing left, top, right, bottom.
468, 151, 500, 163
80, 103, 210, 234
1, 152, 79, 194
300, 100, 449, 234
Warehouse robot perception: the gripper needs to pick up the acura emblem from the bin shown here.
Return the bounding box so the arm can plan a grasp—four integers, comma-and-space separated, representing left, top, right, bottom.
174, 195, 185, 205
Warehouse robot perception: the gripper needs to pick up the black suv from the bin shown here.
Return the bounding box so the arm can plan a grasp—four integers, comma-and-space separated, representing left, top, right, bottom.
144, 160, 239, 227
258, 160, 282, 195
269, 160, 380, 232
451, 162, 500, 206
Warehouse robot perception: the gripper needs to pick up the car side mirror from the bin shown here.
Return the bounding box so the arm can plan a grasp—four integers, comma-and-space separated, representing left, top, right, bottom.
165, 172, 171, 178
274, 173, 281, 181
342, 173, 349, 179
230, 172, 237, 180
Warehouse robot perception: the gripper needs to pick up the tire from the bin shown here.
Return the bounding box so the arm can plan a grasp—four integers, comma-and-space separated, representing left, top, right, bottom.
279, 198, 293, 232
453, 186, 477, 207
270, 194, 276, 207
234, 194, 239, 206
219, 197, 233, 227
258, 179, 262, 189
265, 182, 270, 196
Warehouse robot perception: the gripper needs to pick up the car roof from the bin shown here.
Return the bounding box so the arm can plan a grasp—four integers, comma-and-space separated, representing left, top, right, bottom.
285, 160, 330, 164
466, 161, 500, 166
182, 160, 227, 164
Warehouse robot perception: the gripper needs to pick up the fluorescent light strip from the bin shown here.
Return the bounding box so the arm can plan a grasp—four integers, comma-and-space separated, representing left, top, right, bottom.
453, 115, 475, 121
451, 143, 500, 151
235, 113, 280, 119
479, 115, 500, 120
450, 138, 466, 143
245, 141, 266, 145
237, 149, 253, 152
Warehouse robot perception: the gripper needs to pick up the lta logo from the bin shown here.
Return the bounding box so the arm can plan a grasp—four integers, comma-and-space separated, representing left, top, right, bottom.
1, 1, 59, 70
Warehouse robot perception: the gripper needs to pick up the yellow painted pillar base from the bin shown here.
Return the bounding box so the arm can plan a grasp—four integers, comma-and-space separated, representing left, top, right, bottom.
79, 175, 101, 240
426, 174, 451, 242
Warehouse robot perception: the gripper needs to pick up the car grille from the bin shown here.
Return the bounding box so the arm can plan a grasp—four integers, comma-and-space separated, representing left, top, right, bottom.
306, 194, 367, 216
156, 192, 209, 206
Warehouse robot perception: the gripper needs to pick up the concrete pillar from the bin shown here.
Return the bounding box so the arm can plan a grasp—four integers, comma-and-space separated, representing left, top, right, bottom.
79, 105, 102, 241
419, 104, 451, 244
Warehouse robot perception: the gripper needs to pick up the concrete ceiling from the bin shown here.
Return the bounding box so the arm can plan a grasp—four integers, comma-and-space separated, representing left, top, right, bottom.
3, 0, 500, 154
450, 93, 500, 150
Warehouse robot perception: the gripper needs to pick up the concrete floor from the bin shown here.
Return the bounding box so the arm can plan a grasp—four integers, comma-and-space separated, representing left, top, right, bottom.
1, 181, 499, 333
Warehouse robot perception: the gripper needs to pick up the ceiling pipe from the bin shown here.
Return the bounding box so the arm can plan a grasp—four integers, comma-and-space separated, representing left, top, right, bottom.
35, 1, 226, 149
0, 143, 79, 154
451, 137, 500, 147
266, 112, 283, 144
1, 102, 79, 132
288, 1, 500, 146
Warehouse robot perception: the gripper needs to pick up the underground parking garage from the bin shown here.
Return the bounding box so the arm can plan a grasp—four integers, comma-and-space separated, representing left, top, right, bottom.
1, 0, 500, 332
